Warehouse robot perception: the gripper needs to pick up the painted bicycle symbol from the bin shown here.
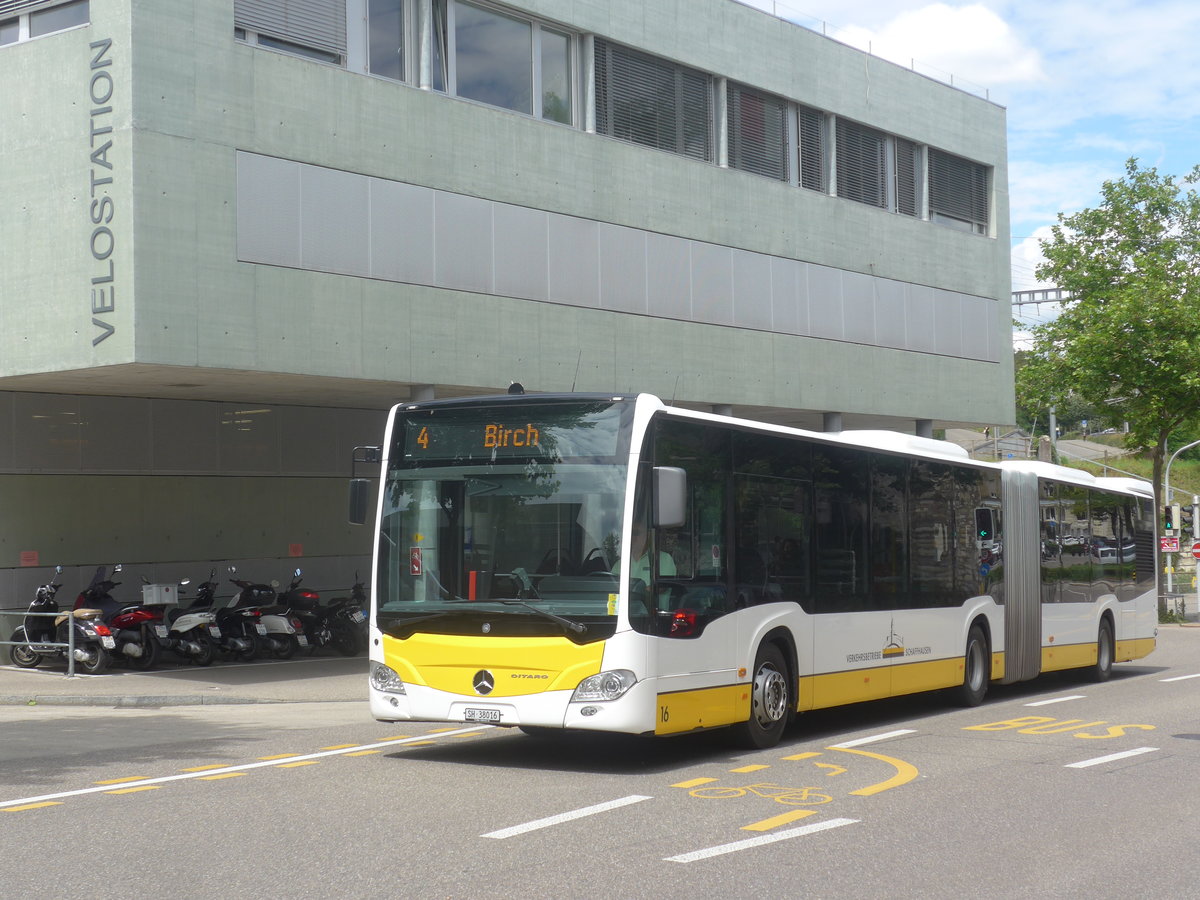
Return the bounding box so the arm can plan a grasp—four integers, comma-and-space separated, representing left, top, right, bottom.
689, 782, 833, 805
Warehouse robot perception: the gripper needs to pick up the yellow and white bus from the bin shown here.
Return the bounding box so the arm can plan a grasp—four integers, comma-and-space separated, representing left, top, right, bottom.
357, 393, 1157, 748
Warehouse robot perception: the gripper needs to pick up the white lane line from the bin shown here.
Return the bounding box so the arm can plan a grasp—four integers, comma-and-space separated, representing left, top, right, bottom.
0, 727, 486, 809
1160, 673, 1200, 682
665, 818, 859, 863
1025, 695, 1086, 706
482, 795, 652, 839
1065, 747, 1159, 769
829, 729, 916, 748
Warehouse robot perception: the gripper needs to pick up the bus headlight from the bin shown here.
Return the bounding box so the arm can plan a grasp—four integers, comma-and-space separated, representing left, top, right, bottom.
370, 662, 406, 694
572, 670, 636, 702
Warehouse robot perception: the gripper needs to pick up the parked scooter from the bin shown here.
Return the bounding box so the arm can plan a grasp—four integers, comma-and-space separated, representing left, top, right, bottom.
243, 567, 309, 659
324, 571, 369, 642
152, 571, 221, 667
77, 564, 162, 670
8, 566, 116, 674
281, 568, 363, 657
210, 571, 270, 661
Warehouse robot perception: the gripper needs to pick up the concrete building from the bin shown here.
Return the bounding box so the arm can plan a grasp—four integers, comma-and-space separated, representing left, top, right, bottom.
0, 0, 1012, 603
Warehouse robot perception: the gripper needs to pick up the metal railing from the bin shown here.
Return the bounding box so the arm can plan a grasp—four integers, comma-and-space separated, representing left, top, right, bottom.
0, 607, 80, 677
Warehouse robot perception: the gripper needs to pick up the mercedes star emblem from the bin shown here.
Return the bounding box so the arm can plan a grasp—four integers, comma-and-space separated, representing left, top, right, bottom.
473, 670, 495, 695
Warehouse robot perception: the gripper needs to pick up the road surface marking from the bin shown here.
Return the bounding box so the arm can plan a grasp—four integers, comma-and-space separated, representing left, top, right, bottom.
782, 752, 821, 761
1026, 695, 1086, 706
3, 802, 63, 812
742, 809, 818, 831
665, 818, 858, 862
0, 727, 488, 810
277, 760, 319, 768
830, 730, 916, 748
1065, 747, 1158, 768
672, 777, 718, 788
104, 786, 160, 794
1160, 673, 1200, 682
730, 764, 770, 773
199, 773, 246, 781
181, 764, 228, 772
482, 795, 652, 839
94, 776, 153, 785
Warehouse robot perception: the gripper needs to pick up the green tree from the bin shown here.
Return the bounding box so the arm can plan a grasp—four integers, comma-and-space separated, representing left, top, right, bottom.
1017, 158, 1200, 510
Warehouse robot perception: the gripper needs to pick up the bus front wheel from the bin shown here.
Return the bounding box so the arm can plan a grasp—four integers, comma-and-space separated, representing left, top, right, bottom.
733, 643, 790, 749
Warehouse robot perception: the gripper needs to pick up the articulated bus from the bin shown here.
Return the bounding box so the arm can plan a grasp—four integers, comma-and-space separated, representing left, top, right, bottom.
356, 393, 1157, 748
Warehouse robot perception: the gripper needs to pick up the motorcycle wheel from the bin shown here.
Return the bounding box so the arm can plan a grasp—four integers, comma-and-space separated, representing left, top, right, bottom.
129, 630, 161, 671
331, 623, 362, 658
271, 635, 298, 660
79, 645, 111, 675
191, 635, 216, 667
8, 630, 40, 668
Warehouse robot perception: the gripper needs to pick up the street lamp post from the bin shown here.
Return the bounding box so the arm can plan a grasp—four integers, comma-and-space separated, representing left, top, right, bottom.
1164, 438, 1200, 596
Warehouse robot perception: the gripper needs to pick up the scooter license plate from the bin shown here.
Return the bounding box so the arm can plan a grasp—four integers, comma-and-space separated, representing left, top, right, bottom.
350, 610, 365, 623
154, 625, 169, 638
208, 626, 222, 638
296, 635, 309, 647
101, 636, 116, 650
255, 623, 267, 635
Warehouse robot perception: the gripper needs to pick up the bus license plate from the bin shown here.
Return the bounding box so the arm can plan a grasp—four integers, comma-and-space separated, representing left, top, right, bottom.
464, 707, 501, 723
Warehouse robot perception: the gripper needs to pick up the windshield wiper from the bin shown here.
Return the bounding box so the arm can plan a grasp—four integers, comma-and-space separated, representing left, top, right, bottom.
492, 600, 587, 635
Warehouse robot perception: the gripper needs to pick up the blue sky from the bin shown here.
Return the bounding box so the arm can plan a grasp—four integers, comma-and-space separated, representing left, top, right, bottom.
740, 0, 1200, 336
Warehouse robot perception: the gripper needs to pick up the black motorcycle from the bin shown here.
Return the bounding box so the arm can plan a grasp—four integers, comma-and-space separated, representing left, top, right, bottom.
77, 564, 162, 670
8, 566, 116, 674
279, 569, 362, 657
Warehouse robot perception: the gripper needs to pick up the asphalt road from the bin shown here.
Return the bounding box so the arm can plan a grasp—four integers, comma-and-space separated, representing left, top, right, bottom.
1, 630, 1198, 898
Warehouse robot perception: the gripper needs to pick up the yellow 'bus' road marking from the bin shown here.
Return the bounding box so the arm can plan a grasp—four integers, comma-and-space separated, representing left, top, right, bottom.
104, 786, 160, 795
180, 764, 228, 773
741, 809, 818, 831
200, 773, 247, 781
3, 802, 63, 812
830, 746, 919, 796
730, 764, 770, 773
782, 752, 821, 761
94, 776, 153, 785
277, 760, 319, 768
672, 777, 718, 789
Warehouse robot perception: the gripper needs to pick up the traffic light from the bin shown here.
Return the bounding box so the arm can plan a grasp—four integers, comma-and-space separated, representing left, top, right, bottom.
1164, 504, 1181, 531
974, 508, 995, 542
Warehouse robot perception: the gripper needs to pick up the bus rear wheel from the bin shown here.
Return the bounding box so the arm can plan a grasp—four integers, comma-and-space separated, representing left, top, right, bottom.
733, 643, 790, 749
955, 625, 989, 707
1087, 619, 1114, 683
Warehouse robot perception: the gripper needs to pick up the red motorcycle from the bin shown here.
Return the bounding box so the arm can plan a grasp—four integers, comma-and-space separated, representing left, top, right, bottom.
77, 564, 162, 670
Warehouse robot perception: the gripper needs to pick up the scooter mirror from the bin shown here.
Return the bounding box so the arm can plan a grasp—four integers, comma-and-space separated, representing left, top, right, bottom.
114, 564, 123, 573
294, 568, 302, 578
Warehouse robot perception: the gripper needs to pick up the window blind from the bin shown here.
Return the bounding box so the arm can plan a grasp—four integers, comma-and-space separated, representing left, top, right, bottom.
234, 0, 346, 57
798, 106, 826, 192
894, 138, 919, 217
594, 38, 712, 162
0, 0, 72, 16
835, 118, 887, 209
728, 82, 788, 181
929, 148, 990, 233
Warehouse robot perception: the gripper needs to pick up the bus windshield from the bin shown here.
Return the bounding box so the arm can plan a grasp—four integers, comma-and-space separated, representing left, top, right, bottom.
375, 399, 632, 643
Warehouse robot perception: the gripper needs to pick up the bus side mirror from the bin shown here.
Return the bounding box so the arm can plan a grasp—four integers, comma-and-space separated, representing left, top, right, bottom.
349, 478, 372, 525
653, 467, 687, 528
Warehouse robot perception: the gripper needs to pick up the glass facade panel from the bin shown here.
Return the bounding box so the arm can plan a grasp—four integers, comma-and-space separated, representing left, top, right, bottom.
540, 27, 571, 124
455, 1, 532, 114
368, 0, 404, 81
0, 18, 17, 45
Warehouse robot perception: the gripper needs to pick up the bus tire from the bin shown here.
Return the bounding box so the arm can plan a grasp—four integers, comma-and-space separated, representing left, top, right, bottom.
955, 625, 989, 707
733, 642, 790, 749
1087, 619, 1114, 683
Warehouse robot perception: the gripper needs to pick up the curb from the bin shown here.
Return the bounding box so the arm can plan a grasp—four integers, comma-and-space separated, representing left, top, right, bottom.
0, 695, 276, 708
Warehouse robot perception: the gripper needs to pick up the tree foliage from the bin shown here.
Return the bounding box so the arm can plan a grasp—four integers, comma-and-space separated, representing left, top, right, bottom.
1017, 158, 1200, 505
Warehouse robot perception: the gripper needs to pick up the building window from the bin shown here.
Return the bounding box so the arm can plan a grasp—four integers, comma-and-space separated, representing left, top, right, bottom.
540, 26, 571, 125
368, 0, 404, 81
727, 82, 788, 181
234, 0, 346, 66
929, 148, 990, 234
454, 1, 532, 114
835, 118, 887, 209
29, 0, 87, 36
797, 106, 826, 192
0, 17, 17, 45
594, 38, 713, 162
894, 138, 920, 218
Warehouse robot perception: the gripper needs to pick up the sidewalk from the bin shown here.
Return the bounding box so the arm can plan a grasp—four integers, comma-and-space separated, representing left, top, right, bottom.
0, 654, 367, 707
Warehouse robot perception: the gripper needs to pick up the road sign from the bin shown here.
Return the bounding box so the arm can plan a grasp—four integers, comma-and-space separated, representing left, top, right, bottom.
1191, 541, 1200, 560
1161, 536, 1180, 554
